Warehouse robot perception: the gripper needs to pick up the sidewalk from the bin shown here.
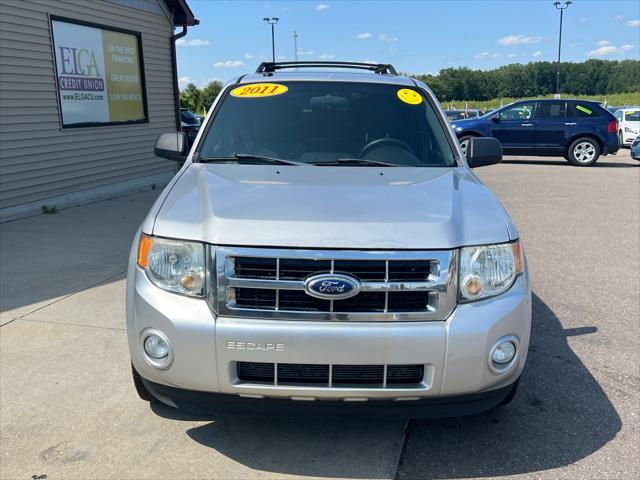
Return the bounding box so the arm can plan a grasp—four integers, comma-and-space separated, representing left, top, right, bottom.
0, 189, 406, 480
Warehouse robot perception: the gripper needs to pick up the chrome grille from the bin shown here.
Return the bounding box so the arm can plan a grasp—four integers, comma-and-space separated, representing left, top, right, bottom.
211, 247, 457, 321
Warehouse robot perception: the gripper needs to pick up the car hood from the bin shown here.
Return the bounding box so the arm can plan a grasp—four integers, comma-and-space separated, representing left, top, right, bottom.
151, 164, 513, 249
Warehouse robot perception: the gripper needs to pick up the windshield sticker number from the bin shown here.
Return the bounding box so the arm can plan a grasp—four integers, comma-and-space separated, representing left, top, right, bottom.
576, 105, 592, 115
230, 83, 288, 98
397, 88, 423, 105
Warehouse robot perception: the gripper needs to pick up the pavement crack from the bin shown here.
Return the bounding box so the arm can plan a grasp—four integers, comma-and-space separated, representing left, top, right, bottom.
18, 317, 125, 331
393, 420, 412, 480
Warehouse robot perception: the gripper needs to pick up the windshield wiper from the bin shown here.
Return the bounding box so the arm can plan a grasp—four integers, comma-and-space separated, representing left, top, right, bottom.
312, 158, 401, 167
198, 153, 306, 166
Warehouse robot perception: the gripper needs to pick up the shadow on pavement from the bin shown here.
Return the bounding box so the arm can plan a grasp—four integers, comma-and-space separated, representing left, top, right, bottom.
502, 158, 638, 168
396, 293, 621, 479
150, 293, 620, 479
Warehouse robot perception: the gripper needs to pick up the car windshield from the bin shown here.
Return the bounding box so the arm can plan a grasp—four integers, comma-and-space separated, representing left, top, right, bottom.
198, 81, 456, 167
624, 110, 640, 122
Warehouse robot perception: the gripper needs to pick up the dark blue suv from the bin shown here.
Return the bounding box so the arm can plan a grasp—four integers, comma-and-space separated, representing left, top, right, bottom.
452, 99, 619, 166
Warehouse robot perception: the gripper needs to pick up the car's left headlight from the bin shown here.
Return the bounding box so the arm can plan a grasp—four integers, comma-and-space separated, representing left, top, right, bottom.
459, 241, 524, 302
137, 234, 205, 297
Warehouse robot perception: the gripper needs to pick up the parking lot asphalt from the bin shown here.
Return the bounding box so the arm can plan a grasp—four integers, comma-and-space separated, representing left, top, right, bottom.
1, 150, 638, 480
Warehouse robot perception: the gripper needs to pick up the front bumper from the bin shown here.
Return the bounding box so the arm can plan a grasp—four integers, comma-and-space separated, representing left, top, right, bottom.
127, 255, 532, 412
141, 375, 517, 418
621, 132, 638, 146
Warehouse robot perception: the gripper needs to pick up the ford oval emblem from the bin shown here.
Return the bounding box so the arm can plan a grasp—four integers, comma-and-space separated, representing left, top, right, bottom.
304, 273, 361, 300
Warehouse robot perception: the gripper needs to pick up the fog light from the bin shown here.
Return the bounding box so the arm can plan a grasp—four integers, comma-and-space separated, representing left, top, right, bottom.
144, 334, 169, 359
492, 341, 516, 364
489, 335, 519, 374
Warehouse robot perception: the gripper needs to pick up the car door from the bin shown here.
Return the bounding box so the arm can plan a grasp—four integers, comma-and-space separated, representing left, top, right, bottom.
489, 101, 537, 154
534, 100, 572, 155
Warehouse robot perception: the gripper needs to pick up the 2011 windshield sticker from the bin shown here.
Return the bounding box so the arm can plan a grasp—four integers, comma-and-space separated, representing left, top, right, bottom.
576, 105, 592, 115
230, 83, 288, 98
397, 88, 423, 105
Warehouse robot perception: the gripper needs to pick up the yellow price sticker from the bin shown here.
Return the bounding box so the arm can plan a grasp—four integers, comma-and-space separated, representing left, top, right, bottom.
397, 88, 423, 105
230, 83, 288, 98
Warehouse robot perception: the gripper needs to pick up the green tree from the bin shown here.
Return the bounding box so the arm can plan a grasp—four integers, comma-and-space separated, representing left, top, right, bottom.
179, 83, 201, 112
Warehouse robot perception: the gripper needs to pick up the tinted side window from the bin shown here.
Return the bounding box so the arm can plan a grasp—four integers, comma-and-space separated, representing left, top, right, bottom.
499, 102, 536, 120
536, 101, 566, 119
569, 102, 601, 118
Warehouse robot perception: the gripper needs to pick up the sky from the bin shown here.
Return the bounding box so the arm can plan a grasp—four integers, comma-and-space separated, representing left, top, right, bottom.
176, 0, 640, 88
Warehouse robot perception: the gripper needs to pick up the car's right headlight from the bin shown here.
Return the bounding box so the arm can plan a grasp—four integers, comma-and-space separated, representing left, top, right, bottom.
137, 234, 205, 297
459, 241, 524, 302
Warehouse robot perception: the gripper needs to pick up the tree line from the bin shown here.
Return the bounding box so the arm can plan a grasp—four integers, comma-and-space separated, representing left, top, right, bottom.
415, 59, 639, 101
179, 59, 639, 112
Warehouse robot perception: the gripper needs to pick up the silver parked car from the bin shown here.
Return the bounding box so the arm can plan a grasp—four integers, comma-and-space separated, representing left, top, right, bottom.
127, 61, 531, 418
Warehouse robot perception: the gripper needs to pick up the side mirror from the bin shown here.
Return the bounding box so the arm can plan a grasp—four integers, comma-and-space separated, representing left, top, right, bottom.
490, 113, 500, 122
154, 132, 187, 162
467, 137, 502, 168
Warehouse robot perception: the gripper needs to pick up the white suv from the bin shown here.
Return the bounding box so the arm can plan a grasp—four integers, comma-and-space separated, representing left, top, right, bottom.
127, 62, 531, 418
614, 107, 640, 146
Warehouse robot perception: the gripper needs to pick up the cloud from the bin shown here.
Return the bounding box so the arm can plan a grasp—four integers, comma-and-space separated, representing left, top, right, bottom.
614, 14, 623, 21
532, 50, 543, 57
176, 38, 211, 47
297, 49, 315, 56
506, 53, 518, 58
626, 19, 640, 27
361, 59, 378, 64
497, 34, 543, 45
317, 54, 335, 60
178, 76, 191, 86
277, 55, 287, 60
580, 17, 588, 22
379, 33, 398, 42
475, 52, 502, 59
316, 4, 329, 11
354, 32, 372, 40
587, 42, 634, 56
212, 60, 244, 68
244, 53, 254, 59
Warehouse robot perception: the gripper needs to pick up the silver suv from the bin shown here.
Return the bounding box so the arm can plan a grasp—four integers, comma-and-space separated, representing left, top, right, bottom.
127, 62, 531, 418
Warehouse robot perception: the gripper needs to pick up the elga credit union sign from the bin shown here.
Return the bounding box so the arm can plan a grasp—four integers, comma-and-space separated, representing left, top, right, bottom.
51, 18, 148, 127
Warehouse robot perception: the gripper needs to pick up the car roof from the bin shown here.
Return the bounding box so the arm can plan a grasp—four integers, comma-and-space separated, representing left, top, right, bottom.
235, 71, 417, 87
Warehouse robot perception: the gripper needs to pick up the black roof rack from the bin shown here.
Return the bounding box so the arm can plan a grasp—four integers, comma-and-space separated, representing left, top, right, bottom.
256, 61, 398, 75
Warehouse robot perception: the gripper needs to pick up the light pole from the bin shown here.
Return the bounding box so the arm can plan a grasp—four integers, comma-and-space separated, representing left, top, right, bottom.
553, 1, 571, 98
293, 30, 298, 62
263, 17, 279, 62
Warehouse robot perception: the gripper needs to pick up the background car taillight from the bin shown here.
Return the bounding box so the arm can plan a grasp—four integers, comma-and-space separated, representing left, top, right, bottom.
608, 120, 617, 133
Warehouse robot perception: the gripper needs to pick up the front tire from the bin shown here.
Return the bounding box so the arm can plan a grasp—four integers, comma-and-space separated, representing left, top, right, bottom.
567, 137, 600, 166
132, 364, 154, 401
498, 378, 520, 406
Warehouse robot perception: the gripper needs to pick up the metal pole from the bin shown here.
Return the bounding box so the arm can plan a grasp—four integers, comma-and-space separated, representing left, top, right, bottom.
271, 23, 275, 62
294, 30, 298, 62
556, 8, 563, 97
553, 1, 571, 98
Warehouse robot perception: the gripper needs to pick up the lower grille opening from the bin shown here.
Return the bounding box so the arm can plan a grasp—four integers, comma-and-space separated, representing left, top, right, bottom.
237, 361, 274, 382
236, 362, 424, 387
332, 364, 384, 385
278, 363, 329, 384
387, 364, 424, 384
